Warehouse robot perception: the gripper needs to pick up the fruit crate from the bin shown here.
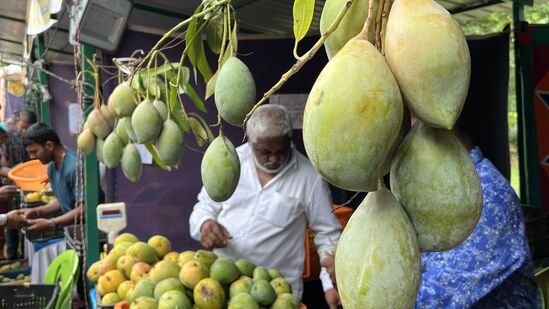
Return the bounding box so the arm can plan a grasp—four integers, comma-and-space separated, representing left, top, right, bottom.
19, 192, 65, 243
0, 284, 58, 309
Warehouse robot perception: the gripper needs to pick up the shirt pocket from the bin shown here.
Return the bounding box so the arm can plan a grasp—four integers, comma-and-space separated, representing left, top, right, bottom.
256, 191, 300, 228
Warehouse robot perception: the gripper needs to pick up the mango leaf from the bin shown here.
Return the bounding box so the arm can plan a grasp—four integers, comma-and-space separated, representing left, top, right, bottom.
293, 0, 315, 58
230, 19, 238, 54
186, 6, 213, 83
145, 144, 171, 171
205, 69, 219, 100
168, 85, 190, 132
189, 112, 215, 143
129, 74, 142, 91
188, 117, 209, 147
182, 83, 207, 113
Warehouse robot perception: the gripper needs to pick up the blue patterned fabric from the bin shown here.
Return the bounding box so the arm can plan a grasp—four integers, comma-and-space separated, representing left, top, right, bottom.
415, 147, 540, 309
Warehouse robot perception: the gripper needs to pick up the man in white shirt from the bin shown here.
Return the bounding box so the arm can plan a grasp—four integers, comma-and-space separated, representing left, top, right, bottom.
190, 104, 342, 307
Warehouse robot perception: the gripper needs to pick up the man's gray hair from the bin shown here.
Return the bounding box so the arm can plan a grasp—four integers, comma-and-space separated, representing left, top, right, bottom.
246, 104, 293, 143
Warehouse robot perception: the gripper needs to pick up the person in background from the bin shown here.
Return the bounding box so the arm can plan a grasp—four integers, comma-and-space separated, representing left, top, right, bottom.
414, 117, 540, 308
0, 111, 37, 260
189, 104, 342, 308
21, 123, 83, 283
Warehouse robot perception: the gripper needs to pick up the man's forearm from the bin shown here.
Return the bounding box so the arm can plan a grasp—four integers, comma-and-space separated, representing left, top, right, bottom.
33, 200, 62, 218
53, 204, 84, 227
0, 166, 10, 177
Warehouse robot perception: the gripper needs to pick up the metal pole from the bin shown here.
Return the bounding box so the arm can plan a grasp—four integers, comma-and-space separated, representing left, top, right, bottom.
513, 2, 542, 207
81, 45, 100, 269
34, 35, 50, 124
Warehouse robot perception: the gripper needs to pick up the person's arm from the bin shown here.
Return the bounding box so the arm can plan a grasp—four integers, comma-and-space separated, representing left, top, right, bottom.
0, 166, 10, 177
26, 203, 83, 232
306, 178, 342, 263
189, 187, 231, 249
23, 198, 61, 219
0, 210, 28, 229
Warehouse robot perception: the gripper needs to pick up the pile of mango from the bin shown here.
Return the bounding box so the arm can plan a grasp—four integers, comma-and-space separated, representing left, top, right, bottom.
0, 261, 22, 273
23, 191, 57, 204
88, 233, 299, 309
0, 273, 31, 284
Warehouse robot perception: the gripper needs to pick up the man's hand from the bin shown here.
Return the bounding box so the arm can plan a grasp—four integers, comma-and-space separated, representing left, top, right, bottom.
321, 253, 336, 288
200, 219, 233, 250
21, 207, 40, 219
324, 287, 342, 309
0, 185, 19, 200
26, 218, 51, 232
6, 210, 28, 229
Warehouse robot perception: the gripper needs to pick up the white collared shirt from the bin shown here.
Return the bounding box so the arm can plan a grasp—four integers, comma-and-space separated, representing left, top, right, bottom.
190, 143, 341, 297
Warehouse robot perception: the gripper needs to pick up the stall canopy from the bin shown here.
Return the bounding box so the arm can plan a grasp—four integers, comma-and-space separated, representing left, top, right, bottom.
0, 0, 545, 64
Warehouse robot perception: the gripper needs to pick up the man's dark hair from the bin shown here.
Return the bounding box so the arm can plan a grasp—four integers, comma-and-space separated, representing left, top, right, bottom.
23, 123, 61, 146
0, 128, 6, 137
20, 111, 37, 124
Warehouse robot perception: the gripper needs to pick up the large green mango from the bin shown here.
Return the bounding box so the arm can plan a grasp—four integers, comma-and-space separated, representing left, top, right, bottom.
335, 182, 420, 308
303, 35, 403, 192
131, 99, 163, 144
122, 143, 142, 182
108, 81, 137, 117
116, 119, 130, 145
385, 0, 470, 129
156, 119, 184, 166
214, 57, 256, 126
103, 132, 124, 169
201, 136, 240, 202
320, 0, 373, 59
390, 121, 482, 251
379, 106, 411, 176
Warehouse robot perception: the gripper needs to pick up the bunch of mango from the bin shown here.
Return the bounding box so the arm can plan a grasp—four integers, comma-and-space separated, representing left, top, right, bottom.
87, 232, 299, 309
296, 0, 483, 307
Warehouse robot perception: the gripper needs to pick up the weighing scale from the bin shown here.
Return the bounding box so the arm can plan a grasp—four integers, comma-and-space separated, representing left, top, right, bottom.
96, 202, 127, 245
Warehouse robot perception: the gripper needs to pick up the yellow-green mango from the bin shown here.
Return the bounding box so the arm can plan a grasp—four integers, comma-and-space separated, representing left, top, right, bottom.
335, 182, 420, 308
385, 0, 470, 129
320, 0, 373, 59
103, 132, 124, 169
390, 121, 482, 251
123, 117, 138, 143
87, 109, 110, 139
96, 138, 105, 163
201, 136, 240, 202
214, 57, 256, 126
156, 120, 184, 166
116, 119, 130, 145
77, 128, 95, 155
100, 104, 116, 128
122, 143, 142, 182
379, 106, 411, 176
131, 99, 163, 144
108, 81, 137, 117
153, 99, 168, 122
303, 35, 403, 192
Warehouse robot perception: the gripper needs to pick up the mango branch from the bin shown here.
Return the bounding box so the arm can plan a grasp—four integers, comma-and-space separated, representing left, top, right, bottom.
380, 0, 391, 56
137, 0, 229, 71
375, 0, 386, 51
360, 0, 377, 38
243, 0, 353, 126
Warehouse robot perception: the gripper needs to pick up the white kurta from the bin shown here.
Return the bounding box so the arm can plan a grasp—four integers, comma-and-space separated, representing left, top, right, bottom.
190, 143, 341, 298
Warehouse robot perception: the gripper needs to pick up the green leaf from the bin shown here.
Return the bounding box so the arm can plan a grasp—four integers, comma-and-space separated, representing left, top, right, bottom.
188, 117, 209, 147
182, 83, 207, 113
145, 144, 171, 171
293, 0, 315, 58
205, 69, 219, 100
168, 85, 190, 132
230, 19, 238, 54
186, 6, 214, 83
189, 112, 215, 143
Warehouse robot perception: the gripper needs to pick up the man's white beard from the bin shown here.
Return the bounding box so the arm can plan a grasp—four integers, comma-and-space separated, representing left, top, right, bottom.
253, 152, 289, 174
